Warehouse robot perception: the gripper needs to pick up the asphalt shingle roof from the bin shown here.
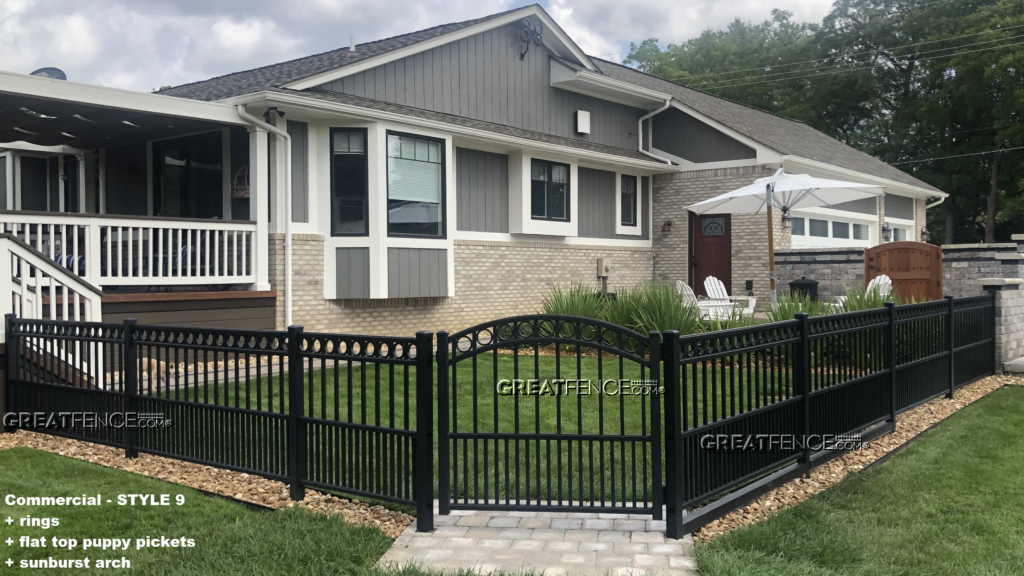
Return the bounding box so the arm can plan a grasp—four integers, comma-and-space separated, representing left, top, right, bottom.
158, 7, 939, 193
593, 58, 939, 192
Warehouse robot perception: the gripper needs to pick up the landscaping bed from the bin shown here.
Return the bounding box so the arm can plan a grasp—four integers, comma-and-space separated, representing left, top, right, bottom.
697, 378, 1024, 575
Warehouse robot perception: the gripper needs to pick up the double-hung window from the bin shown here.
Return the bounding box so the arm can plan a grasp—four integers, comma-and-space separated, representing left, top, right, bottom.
387, 132, 445, 237
530, 159, 569, 221
620, 175, 637, 227
330, 128, 368, 235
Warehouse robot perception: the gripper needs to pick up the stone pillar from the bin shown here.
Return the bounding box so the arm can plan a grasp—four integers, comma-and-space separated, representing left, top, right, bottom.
979, 278, 1024, 373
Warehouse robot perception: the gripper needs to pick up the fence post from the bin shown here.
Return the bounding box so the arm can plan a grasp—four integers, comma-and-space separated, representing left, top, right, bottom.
661, 330, 683, 540
123, 318, 138, 458
2, 313, 15, 433
794, 313, 811, 473
287, 325, 305, 502
885, 302, 897, 424
946, 295, 955, 398
648, 331, 663, 521
415, 331, 435, 532
435, 330, 450, 517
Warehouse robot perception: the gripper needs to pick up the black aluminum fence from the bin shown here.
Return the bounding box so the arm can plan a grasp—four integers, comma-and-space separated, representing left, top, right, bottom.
4, 317, 435, 530
2, 293, 996, 536
662, 294, 996, 537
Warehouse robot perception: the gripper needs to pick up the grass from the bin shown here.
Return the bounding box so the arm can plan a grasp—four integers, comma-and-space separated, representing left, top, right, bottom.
697, 385, 1024, 576
0, 447, 394, 575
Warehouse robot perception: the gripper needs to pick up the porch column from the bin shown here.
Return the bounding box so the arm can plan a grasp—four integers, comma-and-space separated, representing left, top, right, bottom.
249, 126, 271, 290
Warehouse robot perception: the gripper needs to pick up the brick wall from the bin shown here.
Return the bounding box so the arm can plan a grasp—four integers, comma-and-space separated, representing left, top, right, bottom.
914, 198, 927, 241
269, 234, 654, 335
653, 165, 788, 309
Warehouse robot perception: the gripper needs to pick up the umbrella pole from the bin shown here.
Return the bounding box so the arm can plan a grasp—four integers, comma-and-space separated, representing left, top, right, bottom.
767, 204, 777, 305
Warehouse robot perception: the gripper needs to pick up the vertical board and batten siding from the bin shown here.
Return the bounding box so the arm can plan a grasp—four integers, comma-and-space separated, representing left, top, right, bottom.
651, 108, 756, 163
335, 247, 371, 299
317, 24, 646, 150
885, 195, 915, 220
456, 148, 509, 233
577, 168, 650, 240
388, 248, 448, 298
288, 120, 310, 223
829, 197, 877, 215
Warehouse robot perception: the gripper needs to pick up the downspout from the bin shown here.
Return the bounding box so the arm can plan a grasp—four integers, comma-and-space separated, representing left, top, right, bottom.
237, 104, 293, 327
926, 196, 945, 209
638, 99, 673, 165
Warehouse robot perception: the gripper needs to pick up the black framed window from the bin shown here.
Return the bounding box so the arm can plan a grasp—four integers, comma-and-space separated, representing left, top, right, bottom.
387, 132, 445, 238
530, 159, 569, 221
620, 175, 637, 227
330, 128, 368, 236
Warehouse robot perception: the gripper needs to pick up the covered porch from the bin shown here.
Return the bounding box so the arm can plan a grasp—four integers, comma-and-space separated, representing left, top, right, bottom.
0, 70, 275, 293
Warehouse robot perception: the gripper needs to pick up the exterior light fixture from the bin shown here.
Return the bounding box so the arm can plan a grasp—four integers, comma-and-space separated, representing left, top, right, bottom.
882, 222, 892, 242
661, 221, 673, 232
781, 208, 793, 230
921, 228, 931, 243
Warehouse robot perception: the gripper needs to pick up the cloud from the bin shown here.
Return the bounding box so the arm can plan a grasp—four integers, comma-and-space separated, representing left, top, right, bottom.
0, 0, 833, 92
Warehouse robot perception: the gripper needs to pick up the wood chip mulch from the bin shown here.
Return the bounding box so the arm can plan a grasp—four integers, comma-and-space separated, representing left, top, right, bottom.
0, 431, 413, 538
693, 374, 1023, 543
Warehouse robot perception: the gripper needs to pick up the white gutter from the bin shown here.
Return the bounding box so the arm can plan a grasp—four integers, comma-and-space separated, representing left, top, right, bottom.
926, 196, 945, 209
237, 104, 293, 327
637, 100, 673, 165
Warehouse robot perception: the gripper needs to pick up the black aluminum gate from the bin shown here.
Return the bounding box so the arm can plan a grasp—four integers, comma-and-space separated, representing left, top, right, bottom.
436, 315, 662, 516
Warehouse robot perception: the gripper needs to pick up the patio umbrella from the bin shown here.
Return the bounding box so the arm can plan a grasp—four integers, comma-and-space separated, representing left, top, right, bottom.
686, 168, 884, 304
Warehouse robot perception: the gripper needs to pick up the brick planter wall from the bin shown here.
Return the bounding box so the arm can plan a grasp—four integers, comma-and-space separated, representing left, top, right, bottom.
269, 234, 654, 335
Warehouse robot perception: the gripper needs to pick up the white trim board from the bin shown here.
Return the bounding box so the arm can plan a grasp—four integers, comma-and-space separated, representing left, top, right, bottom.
783, 155, 945, 200
283, 6, 598, 91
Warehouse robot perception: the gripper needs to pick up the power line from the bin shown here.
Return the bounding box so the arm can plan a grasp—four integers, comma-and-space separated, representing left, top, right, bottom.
689, 32, 1024, 88
687, 38, 1024, 91
890, 146, 1024, 165
672, 22, 1024, 83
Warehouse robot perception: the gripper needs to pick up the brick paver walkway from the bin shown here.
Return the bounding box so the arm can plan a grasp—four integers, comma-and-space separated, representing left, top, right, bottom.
377, 503, 698, 575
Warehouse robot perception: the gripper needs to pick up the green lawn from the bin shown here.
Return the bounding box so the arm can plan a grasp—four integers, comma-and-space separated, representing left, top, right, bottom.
0, 447, 393, 575
697, 385, 1024, 576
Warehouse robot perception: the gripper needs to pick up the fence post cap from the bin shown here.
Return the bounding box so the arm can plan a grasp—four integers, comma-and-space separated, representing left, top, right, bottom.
287, 325, 303, 332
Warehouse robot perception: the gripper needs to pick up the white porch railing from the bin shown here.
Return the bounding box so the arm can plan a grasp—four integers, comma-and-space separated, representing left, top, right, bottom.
0, 211, 257, 288
0, 233, 105, 342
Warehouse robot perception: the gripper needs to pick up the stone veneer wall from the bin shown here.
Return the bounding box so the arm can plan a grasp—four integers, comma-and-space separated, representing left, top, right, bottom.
268, 234, 654, 334
653, 165, 789, 310
774, 248, 864, 301
942, 240, 1024, 298
986, 280, 1024, 370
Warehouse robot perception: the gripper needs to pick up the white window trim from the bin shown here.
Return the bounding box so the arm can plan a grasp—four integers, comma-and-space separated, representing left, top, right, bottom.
791, 211, 874, 248
509, 151, 579, 237
886, 216, 914, 242
615, 172, 642, 236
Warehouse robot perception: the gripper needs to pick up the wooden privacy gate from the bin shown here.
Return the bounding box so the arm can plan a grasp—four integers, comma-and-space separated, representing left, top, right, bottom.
865, 241, 942, 301
436, 315, 663, 516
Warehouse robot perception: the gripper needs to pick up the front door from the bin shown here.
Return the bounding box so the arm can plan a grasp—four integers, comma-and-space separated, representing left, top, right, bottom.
691, 214, 731, 297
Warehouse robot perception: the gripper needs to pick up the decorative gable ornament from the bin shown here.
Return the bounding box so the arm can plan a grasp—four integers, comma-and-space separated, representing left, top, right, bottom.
519, 18, 544, 61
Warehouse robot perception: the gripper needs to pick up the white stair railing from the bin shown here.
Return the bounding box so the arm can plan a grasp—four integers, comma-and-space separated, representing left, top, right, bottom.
0, 233, 105, 342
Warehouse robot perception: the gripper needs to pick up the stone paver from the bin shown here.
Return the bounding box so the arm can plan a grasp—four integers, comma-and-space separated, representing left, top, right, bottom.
376, 501, 698, 575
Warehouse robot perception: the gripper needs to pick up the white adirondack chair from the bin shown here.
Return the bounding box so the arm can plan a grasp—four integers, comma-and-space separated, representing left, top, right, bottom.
703, 276, 757, 318
833, 274, 893, 309
676, 280, 736, 320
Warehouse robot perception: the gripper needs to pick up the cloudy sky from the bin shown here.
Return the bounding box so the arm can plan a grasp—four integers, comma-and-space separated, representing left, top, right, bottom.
0, 0, 835, 92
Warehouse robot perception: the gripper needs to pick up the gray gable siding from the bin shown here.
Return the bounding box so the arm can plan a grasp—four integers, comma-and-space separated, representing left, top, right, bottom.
830, 197, 877, 215
317, 24, 646, 151
456, 147, 509, 233
287, 120, 309, 223
885, 194, 914, 221
388, 248, 448, 298
335, 248, 370, 299
651, 108, 756, 163
578, 167, 650, 240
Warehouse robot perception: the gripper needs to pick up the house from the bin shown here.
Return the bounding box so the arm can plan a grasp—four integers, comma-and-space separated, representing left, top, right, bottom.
0, 4, 944, 334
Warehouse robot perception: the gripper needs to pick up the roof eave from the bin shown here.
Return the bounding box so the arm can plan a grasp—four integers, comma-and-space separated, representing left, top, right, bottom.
783, 155, 946, 199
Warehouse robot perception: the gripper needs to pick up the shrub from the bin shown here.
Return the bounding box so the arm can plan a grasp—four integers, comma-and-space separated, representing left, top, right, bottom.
768, 292, 827, 322
699, 306, 763, 332
630, 282, 701, 337
838, 285, 908, 312
539, 283, 605, 320
600, 286, 640, 331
